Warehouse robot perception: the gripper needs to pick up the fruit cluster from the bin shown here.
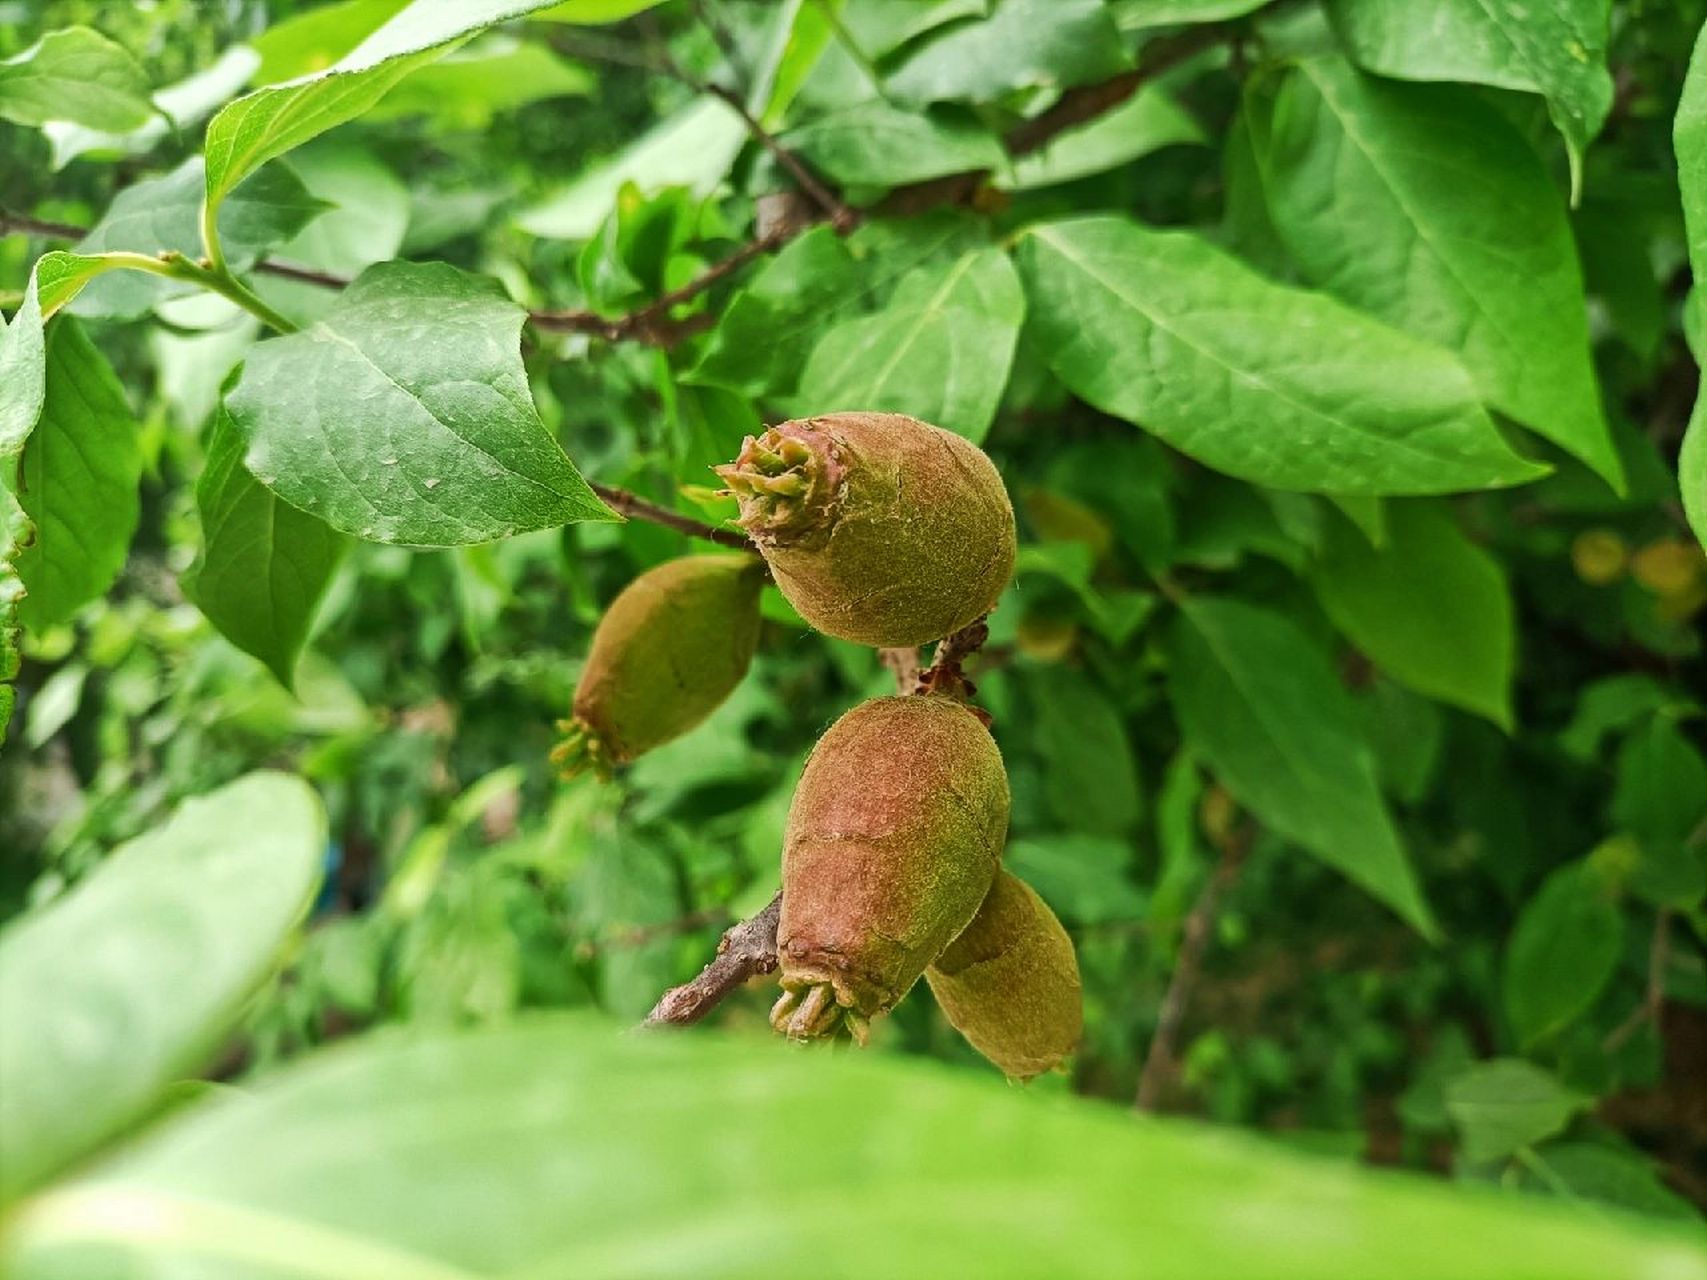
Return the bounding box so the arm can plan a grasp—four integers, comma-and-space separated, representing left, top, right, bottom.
556, 412, 1081, 1079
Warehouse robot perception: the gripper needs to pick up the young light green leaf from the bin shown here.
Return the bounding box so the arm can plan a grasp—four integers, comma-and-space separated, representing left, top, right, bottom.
1446, 1059, 1591, 1165
0, 277, 45, 459
0, 26, 154, 131
786, 101, 1005, 187
69, 157, 327, 320
225, 260, 613, 546
1003, 86, 1205, 191
1165, 596, 1436, 936
202, 0, 567, 221
1311, 500, 1515, 728
251, 0, 411, 84
1676, 25, 1707, 551
1248, 60, 1620, 489
532, 0, 668, 20
1326, 0, 1613, 195
0, 772, 325, 1203
5, 1018, 1701, 1278
883, 0, 1131, 107
789, 246, 1024, 442
1016, 216, 1545, 495
13, 320, 141, 631
1503, 861, 1623, 1048
362, 34, 591, 129
186, 409, 350, 688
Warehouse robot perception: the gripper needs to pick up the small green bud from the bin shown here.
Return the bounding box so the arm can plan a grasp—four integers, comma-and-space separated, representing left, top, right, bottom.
552, 553, 764, 778
715, 413, 1016, 647
926, 870, 1082, 1081
772, 695, 1008, 1042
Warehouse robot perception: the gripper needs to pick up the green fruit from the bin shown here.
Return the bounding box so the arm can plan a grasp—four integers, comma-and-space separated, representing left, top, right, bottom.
772, 695, 1009, 1042
715, 412, 1016, 647
925, 870, 1082, 1081
551, 553, 764, 778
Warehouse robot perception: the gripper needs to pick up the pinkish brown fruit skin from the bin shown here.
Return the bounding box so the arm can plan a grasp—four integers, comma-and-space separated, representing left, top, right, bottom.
551, 553, 764, 779
926, 870, 1082, 1081
715, 413, 1016, 648
773, 695, 1009, 1040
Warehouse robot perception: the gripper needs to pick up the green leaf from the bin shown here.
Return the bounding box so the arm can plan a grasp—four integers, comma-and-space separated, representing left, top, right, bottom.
5, 1018, 1701, 1278
69, 157, 327, 320
1326, 0, 1613, 196
225, 260, 613, 546
1015, 216, 1545, 495
1311, 500, 1515, 728
1165, 596, 1436, 936
532, 0, 667, 20
1502, 861, 1623, 1048
1114, 0, 1274, 30
688, 225, 859, 397
1612, 717, 1707, 909
1677, 25, 1707, 551
0, 26, 154, 131
363, 34, 591, 129
250, 0, 411, 84
1248, 59, 1620, 489
1004, 85, 1205, 191
1517, 1143, 1703, 1223
517, 97, 747, 239
1027, 666, 1142, 837
0, 772, 325, 1203
1558, 674, 1690, 761
13, 320, 141, 631
202, 0, 567, 222
44, 45, 259, 170
0, 276, 46, 459
186, 409, 350, 688
789, 246, 1023, 442
787, 101, 1005, 187
0, 495, 21, 748
1005, 834, 1146, 925
883, 0, 1131, 107
1446, 1059, 1590, 1165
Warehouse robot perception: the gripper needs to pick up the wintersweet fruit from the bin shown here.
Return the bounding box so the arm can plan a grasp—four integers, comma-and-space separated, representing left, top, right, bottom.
772, 695, 1009, 1042
551, 553, 764, 779
714, 412, 1016, 647
925, 869, 1082, 1081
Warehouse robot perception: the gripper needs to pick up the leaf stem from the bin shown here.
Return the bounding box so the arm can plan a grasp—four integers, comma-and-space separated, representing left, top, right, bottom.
198, 197, 228, 277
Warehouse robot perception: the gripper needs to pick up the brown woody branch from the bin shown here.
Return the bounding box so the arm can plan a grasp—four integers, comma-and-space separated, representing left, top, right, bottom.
588, 482, 751, 549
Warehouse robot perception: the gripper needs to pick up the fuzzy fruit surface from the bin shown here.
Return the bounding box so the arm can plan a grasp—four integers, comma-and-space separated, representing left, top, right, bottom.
559, 553, 764, 773
926, 869, 1083, 1081
717, 413, 1016, 647
776, 695, 1009, 1035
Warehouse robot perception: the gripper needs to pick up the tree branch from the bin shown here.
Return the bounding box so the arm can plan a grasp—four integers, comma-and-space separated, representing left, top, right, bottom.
644, 892, 782, 1026
588, 482, 752, 549
1136, 817, 1250, 1111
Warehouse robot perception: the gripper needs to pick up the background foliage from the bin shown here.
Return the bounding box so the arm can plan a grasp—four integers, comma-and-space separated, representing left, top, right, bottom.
1, 0, 1705, 1274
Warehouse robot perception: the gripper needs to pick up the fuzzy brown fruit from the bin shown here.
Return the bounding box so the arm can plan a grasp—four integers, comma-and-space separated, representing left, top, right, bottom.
772, 695, 1009, 1042
551, 553, 764, 779
925, 870, 1082, 1081
715, 412, 1016, 647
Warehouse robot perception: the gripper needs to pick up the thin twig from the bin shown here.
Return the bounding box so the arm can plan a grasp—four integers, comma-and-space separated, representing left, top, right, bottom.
1136, 819, 1250, 1111
645, 892, 782, 1026
916, 617, 990, 700
588, 482, 751, 549
1603, 909, 1673, 1054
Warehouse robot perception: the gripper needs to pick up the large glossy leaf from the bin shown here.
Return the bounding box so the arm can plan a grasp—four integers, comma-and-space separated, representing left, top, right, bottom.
1502, 861, 1622, 1049
786, 101, 1005, 187
202, 0, 566, 221
1248, 59, 1619, 488
69, 157, 327, 320
0, 26, 154, 131
225, 260, 612, 546
12, 321, 141, 631
4, 1018, 1700, 1278
883, 0, 1131, 107
1326, 0, 1612, 192
0, 772, 325, 1203
1165, 596, 1435, 936
186, 410, 350, 688
788, 246, 1024, 442
1015, 216, 1544, 495
1677, 25, 1707, 552
1311, 500, 1515, 728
